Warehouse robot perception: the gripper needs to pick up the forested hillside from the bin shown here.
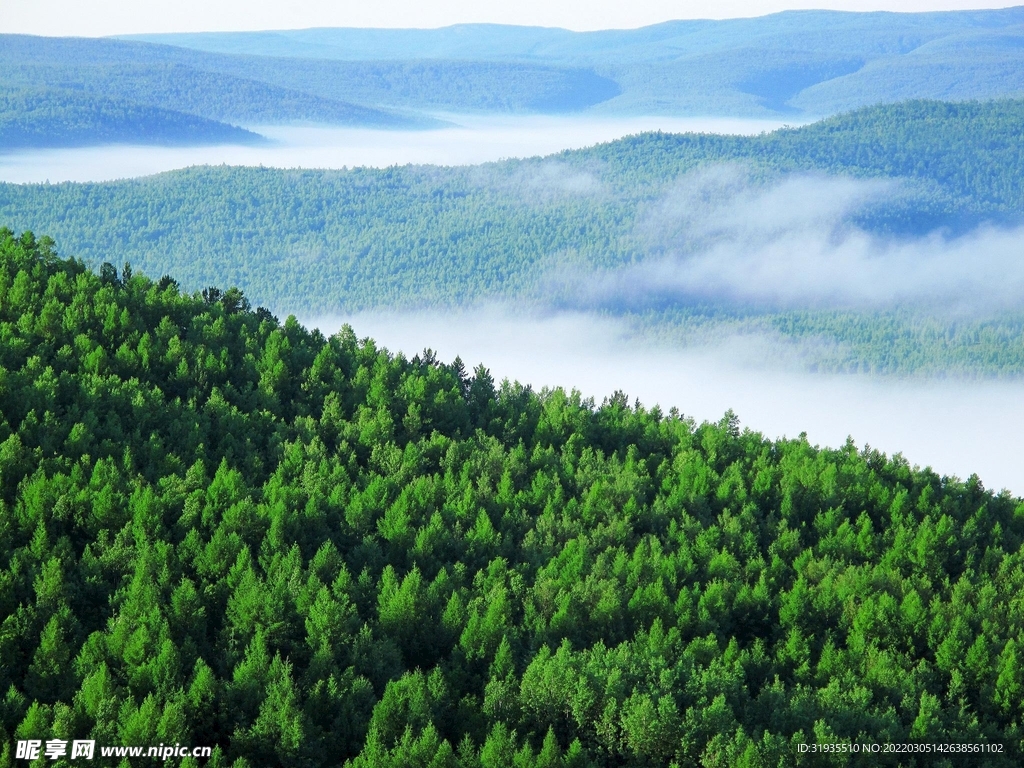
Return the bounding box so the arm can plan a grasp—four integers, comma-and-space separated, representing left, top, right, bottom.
5, 99, 1022, 307
0, 87, 263, 151
586, 99, 1024, 214
1, 71, 433, 131
4, 99, 1024, 374
1, 230, 1023, 767
0, 38, 434, 146
0, 35, 614, 145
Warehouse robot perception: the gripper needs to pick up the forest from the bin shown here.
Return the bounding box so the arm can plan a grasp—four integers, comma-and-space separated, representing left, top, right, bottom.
0, 87, 263, 151
4, 99, 1024, 375
1, 229, 1023, 766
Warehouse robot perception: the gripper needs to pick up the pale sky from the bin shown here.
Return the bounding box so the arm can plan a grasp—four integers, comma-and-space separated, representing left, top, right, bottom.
5, 0, 1022, 36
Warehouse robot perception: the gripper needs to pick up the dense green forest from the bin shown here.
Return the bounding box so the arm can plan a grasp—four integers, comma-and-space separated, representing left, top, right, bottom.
4, 99, 1024, 374
0, 87, 262, 151
2, 230, 1023, 767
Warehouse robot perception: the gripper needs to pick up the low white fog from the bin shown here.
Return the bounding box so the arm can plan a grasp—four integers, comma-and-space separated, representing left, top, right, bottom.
304, 308, 1024, 496
0, 115, 791, 184
585, 168, 1024, 314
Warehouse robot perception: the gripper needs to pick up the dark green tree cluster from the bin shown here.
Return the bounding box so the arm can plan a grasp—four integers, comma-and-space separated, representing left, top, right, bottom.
1, 230, 1023, 767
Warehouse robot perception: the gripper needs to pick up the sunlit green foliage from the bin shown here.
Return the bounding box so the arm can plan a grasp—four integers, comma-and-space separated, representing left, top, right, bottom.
1, 230, 1022, 766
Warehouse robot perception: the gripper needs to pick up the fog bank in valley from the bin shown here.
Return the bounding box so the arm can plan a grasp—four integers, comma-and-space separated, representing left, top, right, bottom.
571, 168, 1024, 315
0, 115, 791, 184
305, 308, 1024, 497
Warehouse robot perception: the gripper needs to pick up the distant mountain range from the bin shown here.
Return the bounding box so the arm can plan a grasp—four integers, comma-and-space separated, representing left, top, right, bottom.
3, 7, 1024, 149
121, 8, 1024, 116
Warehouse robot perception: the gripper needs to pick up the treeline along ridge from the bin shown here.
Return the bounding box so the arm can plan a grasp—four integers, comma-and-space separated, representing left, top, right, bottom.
0, 230, 1022, 765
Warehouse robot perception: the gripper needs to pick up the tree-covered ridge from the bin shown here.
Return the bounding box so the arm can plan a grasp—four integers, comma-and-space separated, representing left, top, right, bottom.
4, 99, 1024, 375
14, 70, 434, 131
0, 87, 263, 151
584, 99, 1024, 214
192, 58, 622, 115
1, 230, 1023, 767
0, 35, 618, 145
7, 99, 1024, 309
